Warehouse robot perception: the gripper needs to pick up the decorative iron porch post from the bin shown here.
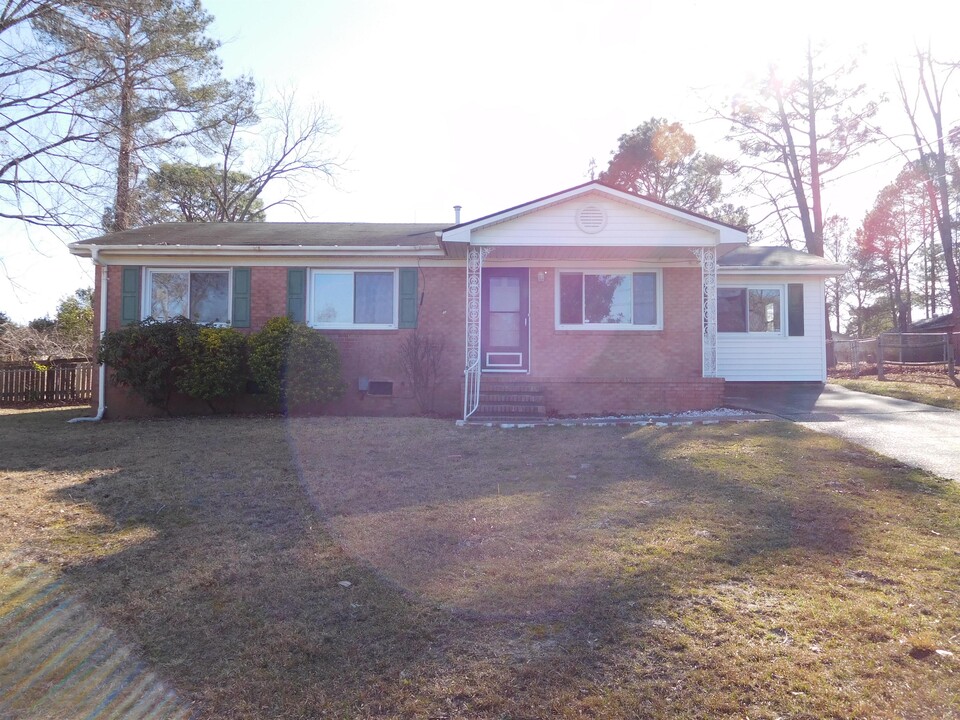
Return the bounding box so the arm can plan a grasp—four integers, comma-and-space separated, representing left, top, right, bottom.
694, 248, 718, 378
464, 246, 493, 419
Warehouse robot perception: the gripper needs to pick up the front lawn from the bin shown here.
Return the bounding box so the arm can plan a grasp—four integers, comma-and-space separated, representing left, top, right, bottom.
1, 408, 959, 718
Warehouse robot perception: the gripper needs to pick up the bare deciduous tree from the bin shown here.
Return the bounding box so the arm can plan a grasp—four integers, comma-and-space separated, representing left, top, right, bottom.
194, 82, 341, 222
398, 331, 445, 415
712, 42, 880, 356
0, 1, 111, 230
715, 42, 879, 254
894, 48, 960, 319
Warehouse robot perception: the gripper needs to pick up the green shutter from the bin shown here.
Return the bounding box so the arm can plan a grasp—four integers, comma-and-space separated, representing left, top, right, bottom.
232, 268, 251, 328
287, 268, 306, 323
398, 268, 418, 329
788, 283, 804, 336
121, 266, 141, 325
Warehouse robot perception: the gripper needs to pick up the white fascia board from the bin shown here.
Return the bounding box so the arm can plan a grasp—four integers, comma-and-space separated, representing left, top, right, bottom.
71, 244, 446, 260
440, 226, 471, 244
717, 226, 748, 244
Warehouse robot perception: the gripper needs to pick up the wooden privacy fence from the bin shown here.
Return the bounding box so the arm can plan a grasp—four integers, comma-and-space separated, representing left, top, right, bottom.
0, 361, 94, 405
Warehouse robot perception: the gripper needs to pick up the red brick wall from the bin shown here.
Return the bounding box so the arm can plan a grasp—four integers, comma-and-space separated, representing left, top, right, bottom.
96, 262, 721, 419
98, 265, 467, 418
527, 266, 703, 380
250, 267, 287, 330
321, 267, 465, 417
482, 266, 720, 416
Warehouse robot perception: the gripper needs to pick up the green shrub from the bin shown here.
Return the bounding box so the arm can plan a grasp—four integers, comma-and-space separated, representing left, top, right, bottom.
248, 317, 345, 411
176, 325, 247, 411
97, 318, 190, 411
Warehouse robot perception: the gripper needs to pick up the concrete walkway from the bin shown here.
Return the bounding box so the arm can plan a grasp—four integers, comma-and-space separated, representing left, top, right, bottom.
724, 382, 960, 482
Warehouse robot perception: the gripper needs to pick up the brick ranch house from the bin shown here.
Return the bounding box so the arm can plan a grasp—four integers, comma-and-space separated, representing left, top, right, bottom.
69, 182, 844, 421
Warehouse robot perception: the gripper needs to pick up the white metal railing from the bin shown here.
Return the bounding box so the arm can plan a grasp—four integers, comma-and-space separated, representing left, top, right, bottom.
464, 358, 482, 419
463, 246, 491, 421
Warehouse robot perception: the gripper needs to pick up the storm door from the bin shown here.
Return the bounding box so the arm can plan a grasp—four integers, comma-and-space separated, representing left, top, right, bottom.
481, 268, 529, 371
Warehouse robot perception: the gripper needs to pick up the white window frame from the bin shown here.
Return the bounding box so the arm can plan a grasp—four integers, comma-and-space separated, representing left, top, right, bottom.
308, 268, 399, 330
717, 284, 785, 336
554, 268, 663, 331
142, 268, 233, 326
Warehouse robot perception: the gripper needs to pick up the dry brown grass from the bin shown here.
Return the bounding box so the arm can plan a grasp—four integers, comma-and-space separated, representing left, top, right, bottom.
831, 374, 960, 411
1, 407, 960, 718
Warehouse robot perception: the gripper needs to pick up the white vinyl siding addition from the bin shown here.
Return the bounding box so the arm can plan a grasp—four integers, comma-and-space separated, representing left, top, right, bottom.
716, 276, 826, 381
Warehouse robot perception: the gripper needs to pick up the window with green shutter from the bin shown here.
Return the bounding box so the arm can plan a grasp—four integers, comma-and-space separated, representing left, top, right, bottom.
304, 269, 406, 329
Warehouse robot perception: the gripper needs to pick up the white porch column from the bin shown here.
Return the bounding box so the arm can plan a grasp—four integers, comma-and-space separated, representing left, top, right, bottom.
694, 247, 718, 378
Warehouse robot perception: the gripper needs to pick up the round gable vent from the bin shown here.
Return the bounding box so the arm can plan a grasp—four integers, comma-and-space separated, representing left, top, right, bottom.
576, 204, 607, 234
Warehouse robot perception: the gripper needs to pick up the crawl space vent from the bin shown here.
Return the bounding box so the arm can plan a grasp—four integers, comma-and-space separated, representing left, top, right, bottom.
367, 381, 393, 397
575, 204, 607, 234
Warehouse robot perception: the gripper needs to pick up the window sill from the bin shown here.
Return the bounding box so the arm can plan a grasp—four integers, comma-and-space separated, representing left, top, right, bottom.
141, 318, 233, 327
717, 331, 785, 337
308, 324, 398, 331
554, 325, 663, 333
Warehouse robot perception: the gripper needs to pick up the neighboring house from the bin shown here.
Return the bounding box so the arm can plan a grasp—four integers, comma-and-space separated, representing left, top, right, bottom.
69, 181, 844, 420
911, 314, 960, 360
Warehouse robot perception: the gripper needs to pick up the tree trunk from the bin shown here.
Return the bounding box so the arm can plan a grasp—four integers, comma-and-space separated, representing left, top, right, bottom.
113, 15, 134, 232
914, 52, 960, 319
806, 42, 825, 258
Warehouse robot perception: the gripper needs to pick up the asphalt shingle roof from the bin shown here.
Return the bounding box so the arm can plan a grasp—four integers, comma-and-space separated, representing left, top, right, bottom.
718, 245, 846, 272
73, 222, 447, 248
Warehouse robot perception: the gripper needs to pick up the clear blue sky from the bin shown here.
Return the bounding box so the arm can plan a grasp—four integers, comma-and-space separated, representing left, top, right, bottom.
3, 0, 958, 322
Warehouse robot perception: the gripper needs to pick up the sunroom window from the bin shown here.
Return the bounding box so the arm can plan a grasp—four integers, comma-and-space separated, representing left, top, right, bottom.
718, 287, 782, 333
310, 270, 396, 328
558, 271, 659, 329
146, 270, 230, 324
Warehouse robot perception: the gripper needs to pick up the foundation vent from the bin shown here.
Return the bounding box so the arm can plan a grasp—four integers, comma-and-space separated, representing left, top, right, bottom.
576, 204, 607, 234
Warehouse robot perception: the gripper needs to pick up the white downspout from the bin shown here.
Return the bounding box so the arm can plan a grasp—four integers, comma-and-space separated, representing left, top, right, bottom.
69, 247, 107, 423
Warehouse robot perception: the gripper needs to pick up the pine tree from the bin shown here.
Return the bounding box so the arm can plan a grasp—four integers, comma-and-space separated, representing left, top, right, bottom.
40, 0, 225, 231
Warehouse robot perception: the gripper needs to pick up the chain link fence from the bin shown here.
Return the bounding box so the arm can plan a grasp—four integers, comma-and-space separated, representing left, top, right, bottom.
829, 333, 956, 381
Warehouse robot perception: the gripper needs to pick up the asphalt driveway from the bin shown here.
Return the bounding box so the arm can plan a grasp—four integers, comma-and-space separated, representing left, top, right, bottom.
724, 382, 960, 482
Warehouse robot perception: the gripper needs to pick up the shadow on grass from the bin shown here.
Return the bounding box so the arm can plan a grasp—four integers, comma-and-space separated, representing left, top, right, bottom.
1, 411, 955, 718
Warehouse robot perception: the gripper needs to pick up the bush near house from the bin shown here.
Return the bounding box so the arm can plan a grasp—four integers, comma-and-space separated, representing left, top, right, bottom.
97, 318, 190, 411
248, 316, 346, 411
176, 324, 248, 411
99, 317, 345, 414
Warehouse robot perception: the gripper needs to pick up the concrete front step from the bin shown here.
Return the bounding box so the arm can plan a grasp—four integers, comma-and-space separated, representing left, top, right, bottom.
476, 403, 546, 416
478, 382, 544, 393
468, 416, 546, 424
478, 391, 543, 403
475, 380, 547, 421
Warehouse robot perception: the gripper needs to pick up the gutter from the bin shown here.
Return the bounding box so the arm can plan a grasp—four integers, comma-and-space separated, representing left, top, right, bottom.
69, 245, 106, 423
68, 243, 446, 259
